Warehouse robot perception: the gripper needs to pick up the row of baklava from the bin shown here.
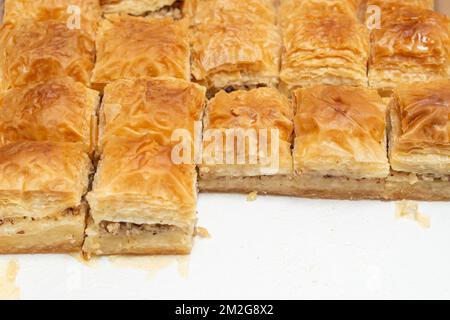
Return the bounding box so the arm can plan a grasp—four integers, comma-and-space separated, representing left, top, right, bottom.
1, 76, 449, 254
1, 0, 449, 96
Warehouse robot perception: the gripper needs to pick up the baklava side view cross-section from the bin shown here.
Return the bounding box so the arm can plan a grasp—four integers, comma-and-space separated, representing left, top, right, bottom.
84, 77, 206, 256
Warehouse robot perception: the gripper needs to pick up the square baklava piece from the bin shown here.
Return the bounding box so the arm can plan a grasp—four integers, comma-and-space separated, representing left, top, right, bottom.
3, 0, 101, 39
285, 85, 389, 199
279, 3, 369, 93
189, 1, 281, 94
0, 141, 92, 253
84, 77, 205, 255
0, 77, 99, 153
101, 0, 181, 17
199, 87, 294, 193
389, 80, 450, 177
368, 5, 450, 93
98, 77, 206, 151
293, 85, 389, 180
0, 20, 95, 92
84, 136, 198, 255
91, 15, 190, 90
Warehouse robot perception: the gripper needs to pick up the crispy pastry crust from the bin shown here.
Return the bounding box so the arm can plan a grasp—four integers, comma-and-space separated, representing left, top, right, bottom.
364, 0, 434, 12
0, 205, 87, 254
184, 0, 276, 26
3, 0, 101, 40
101, 0, 178, 15
0, 20, 95, 92
0, 77, 99, 153
279, 0, 362, 28
88, 136, 197, 228
200, 88, 294, 177
189, 0, 280, 92
99, 77, 206, 150
191, 22, 281, 91
389, 80, 450, 175
368, 5, 450, 91
92, 14, 190, 89
199, 172, 450, 201
0, 141, 92, 219
83, 218, 193, 255
280, 11, 369, 92
293, 86, 389, 179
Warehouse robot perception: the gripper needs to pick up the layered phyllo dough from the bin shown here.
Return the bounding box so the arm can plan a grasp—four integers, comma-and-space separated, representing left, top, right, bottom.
0, 141, 92, 253
368, 5, 450, 93
0, 20, 95, 92
92, 14, 190, 90
0, 77, 99, 153
279, 0, 369, 93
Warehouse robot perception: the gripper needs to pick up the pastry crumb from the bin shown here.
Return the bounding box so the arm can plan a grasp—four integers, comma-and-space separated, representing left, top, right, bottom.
247, 191, 258, 202
395, 200, 430, 229
195, 227, 211, 239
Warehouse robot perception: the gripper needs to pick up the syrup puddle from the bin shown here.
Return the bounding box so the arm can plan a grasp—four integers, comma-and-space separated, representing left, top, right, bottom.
0, 260, 20, 300
108, 255, 190, 279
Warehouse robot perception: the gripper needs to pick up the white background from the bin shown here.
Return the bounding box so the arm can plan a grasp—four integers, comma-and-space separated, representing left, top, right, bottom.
1, 0, 450, 300
1, 194, 450, 300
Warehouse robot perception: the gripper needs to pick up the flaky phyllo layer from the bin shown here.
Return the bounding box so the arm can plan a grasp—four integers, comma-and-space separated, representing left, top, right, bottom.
0, 142, 92, 219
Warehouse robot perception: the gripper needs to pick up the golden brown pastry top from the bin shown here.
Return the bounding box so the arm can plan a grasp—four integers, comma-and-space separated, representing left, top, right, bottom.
0, 141, 90, 194
184, 0, 276, 25
365, 0, 434, 11
190, 20, 281, 84
393, 80, 450, 156
100, 77, 205, 148
3, 0, 101, 39
92, 15, 190, 86
282, 12, 368, 54
0, 20, 95, 91
280, 11, 369, 88
0, 77, 99, 152
293, 85, 388, 176
200, 87, 294, 177
91, 136, 196, 212
280, 0, 362, 28
369, 6, 450, 72
205, 88, 293, 142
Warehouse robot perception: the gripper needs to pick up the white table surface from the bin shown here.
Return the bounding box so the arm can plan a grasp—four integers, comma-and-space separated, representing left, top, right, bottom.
1, 194, 449, 300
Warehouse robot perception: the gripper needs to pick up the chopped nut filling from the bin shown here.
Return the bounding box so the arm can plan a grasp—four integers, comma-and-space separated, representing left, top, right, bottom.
99, 221, 180, 236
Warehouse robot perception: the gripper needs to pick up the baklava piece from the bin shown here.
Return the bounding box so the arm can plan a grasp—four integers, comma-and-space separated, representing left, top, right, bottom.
98, 77, 205, 152
0, 20, 95, 92
91, 15, 190, 90
84, 136, 197, 255
368, 5, 450, 93
0, 141, 92, 253
189, 1, 281, 94
0, 77, 99, 153
199, 87, 294, 193
389, 80, 450, 177
280, 6, 369, 93
3, 0, 101, 39
293, 85, 390, 180
101, 0, 181, 17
